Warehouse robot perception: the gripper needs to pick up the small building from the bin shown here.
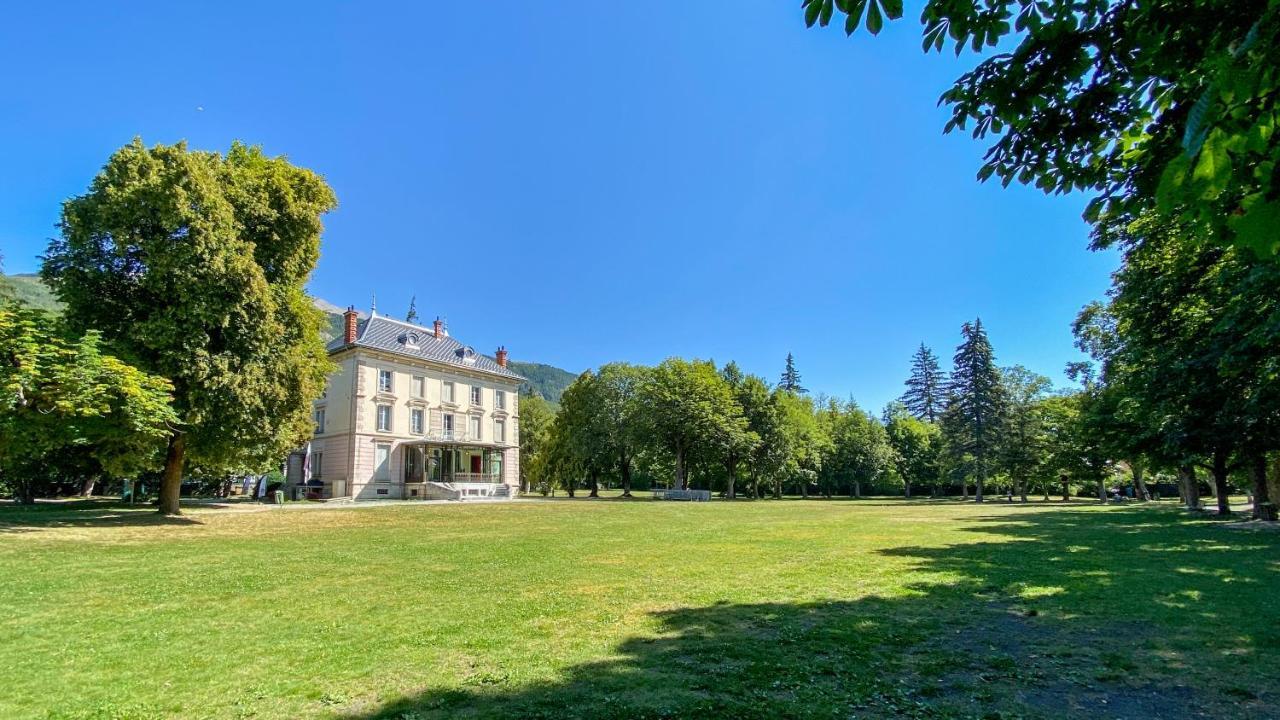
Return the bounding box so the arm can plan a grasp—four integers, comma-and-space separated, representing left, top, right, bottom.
303, 306, 523, 501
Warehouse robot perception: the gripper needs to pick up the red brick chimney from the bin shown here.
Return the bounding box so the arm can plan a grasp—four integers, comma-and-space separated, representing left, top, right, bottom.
433, 317, 443, 339
342, 306, 358, 344
495, 346, 508, 368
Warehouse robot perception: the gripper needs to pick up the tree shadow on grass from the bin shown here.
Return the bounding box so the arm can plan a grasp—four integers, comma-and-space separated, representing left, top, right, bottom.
0, 498, 201, 533
347, 505, 1279, 720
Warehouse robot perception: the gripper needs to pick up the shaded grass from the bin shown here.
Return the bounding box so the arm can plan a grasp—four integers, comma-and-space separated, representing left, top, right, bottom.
0, 499, 1276, 718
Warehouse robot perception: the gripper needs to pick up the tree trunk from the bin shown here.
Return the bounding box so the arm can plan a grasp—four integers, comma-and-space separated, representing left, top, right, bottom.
588, 469, 599, 498
79, 476, 97, 498
158, 433, 186, 516
674, 444, 687, 491
1250, 453, 1276, 521
961, 476, 968, 500
1097, 477, 1106, 503
801, 476, 809, 499
1211, 449, 1231, 516
620, 454, 632, 498
974, 457, 985, 503
1179, 464, 1202, 511
725, 456, 737, 500
904, 480, 911, 498
1016, 475, 1027, 503
1061, 474, 1070, 502
853, 480, 861, 499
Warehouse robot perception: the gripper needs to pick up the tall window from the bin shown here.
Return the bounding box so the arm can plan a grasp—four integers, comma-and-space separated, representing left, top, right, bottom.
469, 415, 481, 440
443, 381, 455, 403
374, 444, 390, 481
442, 413, 454, 436
312, 452, 323, 479
410, 408, 424, 434
494, 418, 506, 443
378, 369, 394, 393
496, 390, 506, 410
470, 385, 482, 405
412, 375, 425, 398
376, 405, 392, 432
314, 408, 326, 434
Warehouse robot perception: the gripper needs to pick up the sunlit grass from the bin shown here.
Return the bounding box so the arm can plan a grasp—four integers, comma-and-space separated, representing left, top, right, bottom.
0, 498, 1276, 719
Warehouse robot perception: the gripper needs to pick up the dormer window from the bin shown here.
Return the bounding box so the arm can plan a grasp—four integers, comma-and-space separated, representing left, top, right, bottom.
456, 346, 478, 365
399, 331, 421, 350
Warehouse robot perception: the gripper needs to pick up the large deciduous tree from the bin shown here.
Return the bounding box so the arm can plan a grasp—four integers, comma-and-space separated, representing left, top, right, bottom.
42, 139, 337, 514
638, 358, 750, 491
803, 0, 1280, 258
517, 393, 555, 493
998, 365, 1051, 503
885, 402, 940, 498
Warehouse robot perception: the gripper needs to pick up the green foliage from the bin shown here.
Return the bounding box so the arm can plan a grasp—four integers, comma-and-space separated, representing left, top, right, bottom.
637, 358, 752, 490
945, 319, 1006, 500
517, 394, 555, 491
0, 303, 177, 502
998, 365, 1052, 499
901, 343, 947, 422
885, 402, 941, 495
808, 0, 1280, 258
778, 352, 806, 394
42, 139, 337, 513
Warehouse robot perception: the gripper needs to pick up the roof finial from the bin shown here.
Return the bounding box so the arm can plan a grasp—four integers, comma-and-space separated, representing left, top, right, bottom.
370, 292, 377, 316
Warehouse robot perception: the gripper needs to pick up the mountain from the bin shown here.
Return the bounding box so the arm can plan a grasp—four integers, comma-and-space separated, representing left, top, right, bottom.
1, 274, 63, 313
3, 273, 579, 404
507, 361, 579, 404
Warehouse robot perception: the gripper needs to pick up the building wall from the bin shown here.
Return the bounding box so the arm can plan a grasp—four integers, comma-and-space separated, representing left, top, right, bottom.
316, 347, 521, 498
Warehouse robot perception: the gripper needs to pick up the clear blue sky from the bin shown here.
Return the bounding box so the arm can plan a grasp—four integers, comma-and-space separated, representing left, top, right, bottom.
0, 2, 1116, 411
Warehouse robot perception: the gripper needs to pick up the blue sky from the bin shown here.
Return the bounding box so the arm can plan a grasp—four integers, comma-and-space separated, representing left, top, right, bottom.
0, 2, 1116, 411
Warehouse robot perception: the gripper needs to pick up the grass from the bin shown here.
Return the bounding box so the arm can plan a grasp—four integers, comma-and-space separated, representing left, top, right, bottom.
1, 497, 1277, 719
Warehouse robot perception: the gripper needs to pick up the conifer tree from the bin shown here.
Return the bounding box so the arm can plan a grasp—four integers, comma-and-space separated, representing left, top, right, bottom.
901, 343, 946, 422
947, 319, 1005, 502
779, 353, 806, 394
405, 295, 419, 324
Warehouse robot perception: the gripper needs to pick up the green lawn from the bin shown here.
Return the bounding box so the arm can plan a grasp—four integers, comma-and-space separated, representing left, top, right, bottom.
1, 498, 1277, 719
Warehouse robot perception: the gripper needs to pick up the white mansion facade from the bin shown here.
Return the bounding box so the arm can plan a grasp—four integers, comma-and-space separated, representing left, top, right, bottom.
306, 307, 523, 501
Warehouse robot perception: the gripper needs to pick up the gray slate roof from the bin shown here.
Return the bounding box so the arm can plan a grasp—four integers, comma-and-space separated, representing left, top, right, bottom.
327, 313, 524, 382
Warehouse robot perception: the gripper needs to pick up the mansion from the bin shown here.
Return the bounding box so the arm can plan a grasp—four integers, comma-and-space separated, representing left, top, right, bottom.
303, 307, 523, 501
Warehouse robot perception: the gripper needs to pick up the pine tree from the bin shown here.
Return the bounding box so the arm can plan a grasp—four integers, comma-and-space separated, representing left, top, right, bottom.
901, 343, 946, 422
405, 295, 419, 324
947, 319, 1005, 503
779, 353, 806, 394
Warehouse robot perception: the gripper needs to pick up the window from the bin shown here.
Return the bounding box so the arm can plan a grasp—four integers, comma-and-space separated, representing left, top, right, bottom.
311, 452, 323, 479
470, 385, 482, 405
469, 415, 481, 440
376, 405, 392, 432
411, 408, 424, 434
496, 390, 506, 410
314, 408, 326, 434
374, 443, 391, 481
412, 375, 425, 398
442, 413, 454, 435
443, 381, 455, 403
494, 418, 506, 443
378, 369, 394, 393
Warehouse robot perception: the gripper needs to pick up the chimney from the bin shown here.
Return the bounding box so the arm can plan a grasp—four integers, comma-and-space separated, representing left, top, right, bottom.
343, 306, 358, 344
433, 317, 443, 339
495, 346, 508, 368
